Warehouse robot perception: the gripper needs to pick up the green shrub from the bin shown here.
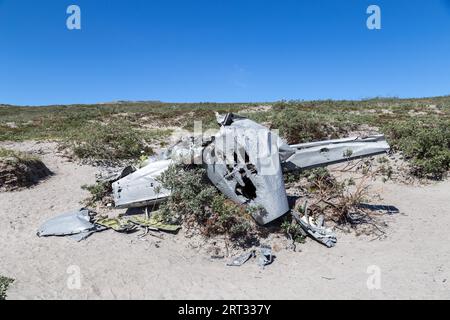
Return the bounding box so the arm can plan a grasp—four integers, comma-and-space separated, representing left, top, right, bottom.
82, 181, 112, 205
158, 165, 256, 242
209, 195, 252, 239
281, 218, 306, 244
158, 165, 217, 224
0, 276, 14, 300
68, 121, 155, 161
386, 120, 450, 179
271, 102, 357, 144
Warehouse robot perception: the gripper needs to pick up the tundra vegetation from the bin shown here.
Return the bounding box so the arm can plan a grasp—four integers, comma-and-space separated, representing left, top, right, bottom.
1, 97, 449, 245
157, 165, 259, 246
0, 275, 14, 300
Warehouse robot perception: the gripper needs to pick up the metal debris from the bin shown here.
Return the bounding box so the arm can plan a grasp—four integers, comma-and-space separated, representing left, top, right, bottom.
95, 217, 137, 233
206, 113, 390, 225
69, 225, 107, 242
226, 245, 274, 268
258, 245, 274, 268
227, 250, 255, 267
37, 210, 178, 242
283, 135, 391, 171
205, 113, 290, 224
128, 215, 181, 233
292, 203, 337, 248
112, 159, 173, 208
37, 208, 102, 240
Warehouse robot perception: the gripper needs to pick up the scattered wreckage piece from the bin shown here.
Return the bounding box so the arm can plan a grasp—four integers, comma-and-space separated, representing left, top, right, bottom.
69, 224, 107, 242
227, 250, 255, 267
37, 209, 180, 241
128, 215, 181, 233
111, 136, 211, 209
112, 159, 173, 209
291, 203, 337, 248
36, 208, 106, 242
226, 245, 274, 268
95, 215, 180, 234
95, 217, 137, 233
258, 245, 274, 268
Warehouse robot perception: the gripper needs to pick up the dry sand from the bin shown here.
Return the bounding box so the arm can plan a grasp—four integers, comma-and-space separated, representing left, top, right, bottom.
0, 141, 449, 300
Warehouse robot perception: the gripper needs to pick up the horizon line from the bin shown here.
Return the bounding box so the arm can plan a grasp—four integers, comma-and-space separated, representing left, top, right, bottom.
2, 94, 450, 108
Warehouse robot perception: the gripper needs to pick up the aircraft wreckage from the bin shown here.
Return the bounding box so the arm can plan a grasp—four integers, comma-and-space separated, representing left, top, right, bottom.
37, 113, 390, 248
112, 113, 391, 228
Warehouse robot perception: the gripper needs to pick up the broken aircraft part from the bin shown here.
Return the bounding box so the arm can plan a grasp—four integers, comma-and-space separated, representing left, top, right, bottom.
226, 246, 274, 267
226, 250, 255, 267
258, 245, 274, 268
205, 113, 291, 225
206, 113, 389, 225
112, 137, 209, 209
95, 217, 137, 233
292, 207, 337, 248
128, 215, 181, 233
112, 159, 173, 208
283, 135, 391, 171
37, 208, 98, 238
68, 224, 107, 242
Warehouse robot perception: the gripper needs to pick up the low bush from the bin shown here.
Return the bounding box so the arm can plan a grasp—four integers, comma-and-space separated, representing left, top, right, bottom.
0, 275, 14, 300
271, 101, 358, 144
158, 165, 258, 244
82, 181, 112, 205
67, 121, 156, 161
385, 120, 450, 179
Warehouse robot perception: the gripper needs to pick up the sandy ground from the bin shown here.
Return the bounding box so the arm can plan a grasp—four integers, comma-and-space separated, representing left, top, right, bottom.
1, 141, 449, 300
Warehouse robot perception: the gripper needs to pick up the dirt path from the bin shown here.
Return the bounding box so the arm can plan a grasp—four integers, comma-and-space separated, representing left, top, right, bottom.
0, 141, 449, 299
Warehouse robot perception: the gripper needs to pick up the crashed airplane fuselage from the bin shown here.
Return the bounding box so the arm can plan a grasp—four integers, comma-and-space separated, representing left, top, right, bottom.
112, 113, 390, 225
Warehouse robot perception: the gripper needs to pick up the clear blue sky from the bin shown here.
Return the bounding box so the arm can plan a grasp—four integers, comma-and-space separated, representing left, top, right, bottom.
1, 0, 450, 105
